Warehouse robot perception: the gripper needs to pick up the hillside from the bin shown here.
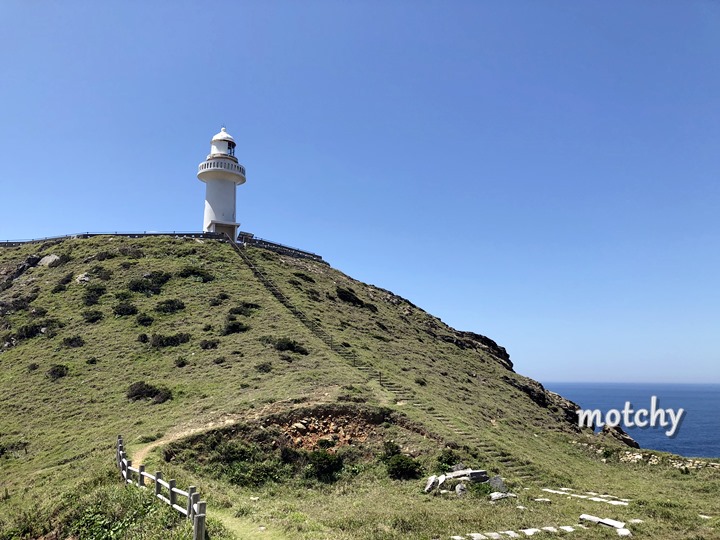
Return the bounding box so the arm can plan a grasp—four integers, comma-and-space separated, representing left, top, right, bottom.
1, 235, 719, 539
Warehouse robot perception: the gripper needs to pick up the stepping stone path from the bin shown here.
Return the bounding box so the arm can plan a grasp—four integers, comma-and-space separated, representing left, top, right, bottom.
449, 524, 590, 538
542, 488, 630, 506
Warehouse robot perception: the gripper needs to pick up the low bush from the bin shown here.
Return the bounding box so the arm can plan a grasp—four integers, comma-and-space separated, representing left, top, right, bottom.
213, 357, 226, 365
255, 362, 272, 373
47, 364, 69, 381
223, 321, 250, 335
137, 333, 149, 343
16, 323, 42, 340
151, 333, 190, 348
292, 272, 316, 283
228, 302, 260, 317
305, 450, 344, 483
127, 381, 173, 403
174, 357, 188, 368
155, 299, 185, 314
89, 265, 113, 281
27, 362, 39, 371
83, 283, 106, 306
113, 302, 138, 316
128, 271, 171, 295
136, 313, 154, 326
178, 266, 215, 283
86, 357, 98, 365
385, 454, 422, 480
82, 310, 103, 323
63, 335, 85, 348
200, 339, 219, 350
274, 337, 308, 355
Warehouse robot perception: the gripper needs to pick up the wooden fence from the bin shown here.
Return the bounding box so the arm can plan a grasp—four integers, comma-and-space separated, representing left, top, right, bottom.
116, 435, 207, 540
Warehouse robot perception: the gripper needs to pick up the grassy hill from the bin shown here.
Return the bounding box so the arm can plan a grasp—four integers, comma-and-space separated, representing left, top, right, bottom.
0, 235, 719, 539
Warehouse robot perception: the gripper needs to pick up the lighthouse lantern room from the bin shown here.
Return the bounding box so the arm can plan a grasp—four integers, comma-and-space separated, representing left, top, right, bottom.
197, 127, 246, 240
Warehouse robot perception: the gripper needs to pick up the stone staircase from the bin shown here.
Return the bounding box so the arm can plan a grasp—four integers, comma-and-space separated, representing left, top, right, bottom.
228, 241, 539, 482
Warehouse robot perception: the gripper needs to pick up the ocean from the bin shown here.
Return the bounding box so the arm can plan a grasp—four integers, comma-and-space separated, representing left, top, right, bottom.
543, 383, 720, 459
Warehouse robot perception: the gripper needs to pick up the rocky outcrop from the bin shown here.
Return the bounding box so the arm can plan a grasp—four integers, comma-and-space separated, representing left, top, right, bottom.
599, 425, 640, 449
0, 254, 41, 293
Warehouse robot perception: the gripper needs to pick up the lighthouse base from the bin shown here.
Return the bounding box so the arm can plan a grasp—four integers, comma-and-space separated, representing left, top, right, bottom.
206, 220, 240, 242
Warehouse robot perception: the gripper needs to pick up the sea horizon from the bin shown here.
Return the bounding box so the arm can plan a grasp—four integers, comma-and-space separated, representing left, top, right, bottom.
543, 381, 720, 459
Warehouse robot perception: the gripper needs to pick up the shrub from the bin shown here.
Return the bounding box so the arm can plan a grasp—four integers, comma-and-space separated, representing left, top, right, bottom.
200, 339, 219, 350
127, 381, 172, 403
137, 333, 149, 343
83, 284, 106, 306
178, 266, 215, 283
51, 284, 67, 294
305, 450, 344, 483
155, 299, 185, 314
228, 302, 260, 317
150, 333, 190, 348
127, 381, 156, 400
223, 321, 250, 335
336, 287, 364, 307
47, 364, 69, 381
118, 246, 144, 258
380, 441, 401, 461
136, 313, 154, 327
174, 357, 188, 368
86, 357, 98, 365
202, 324, 213, 331
255, 362, 272, 373
82, 310, 103, 323
213, 357, 226, 365
128, 271, 171, 295
414, 377, 427, 386
95, 250, 115, 261
274, 337, 308, 355
59, 272, 74, 285
29, 307, 48, 318
63, 335, 85, 348
16, 323, 42, 340
437, 448, 460, 472
385, 454, 422, 480
27, 363, 39, 371
115, 291, 132, 301
292, 272, 315, 283
113, 302, 138, 316
89, 265, 113, 281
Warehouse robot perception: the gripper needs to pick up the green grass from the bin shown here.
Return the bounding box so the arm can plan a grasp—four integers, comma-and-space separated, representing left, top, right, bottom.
1, 236, 719, 539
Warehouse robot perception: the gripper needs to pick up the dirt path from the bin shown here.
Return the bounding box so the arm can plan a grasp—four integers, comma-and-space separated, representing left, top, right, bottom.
132, 414, 242, 465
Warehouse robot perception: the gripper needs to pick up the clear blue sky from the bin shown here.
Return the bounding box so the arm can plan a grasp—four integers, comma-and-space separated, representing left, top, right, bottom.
1, 2, 719, 383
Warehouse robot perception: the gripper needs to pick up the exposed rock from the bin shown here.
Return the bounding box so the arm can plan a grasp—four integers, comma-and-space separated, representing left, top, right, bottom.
424, 475, 438, 493
37, 254, 60, 267
75, 273, 90, 284
600, 425, 640, 449
455, 483, 467, 497
490, 492, 517, 501
489, 475, 507, 493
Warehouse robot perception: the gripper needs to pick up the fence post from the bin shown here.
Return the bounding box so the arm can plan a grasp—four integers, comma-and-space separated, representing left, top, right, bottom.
125, 460, 132, 483
169, 479, 176, 507
193, 501, 206, 540
155, 471, 162, 497
187, 486, 196, 519
190, 491, 200, 518
138, 465, 145, 487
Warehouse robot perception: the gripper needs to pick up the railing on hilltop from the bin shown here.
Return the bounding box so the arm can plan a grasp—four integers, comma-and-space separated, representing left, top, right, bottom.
116, 435, 207, 540
0, 231, 226, 248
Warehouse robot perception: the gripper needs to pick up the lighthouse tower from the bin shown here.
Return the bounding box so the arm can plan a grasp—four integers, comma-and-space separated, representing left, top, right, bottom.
197, 127, 246, 240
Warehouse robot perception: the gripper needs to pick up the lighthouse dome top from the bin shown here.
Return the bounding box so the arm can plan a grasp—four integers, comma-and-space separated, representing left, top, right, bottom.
212, 127, 235, 143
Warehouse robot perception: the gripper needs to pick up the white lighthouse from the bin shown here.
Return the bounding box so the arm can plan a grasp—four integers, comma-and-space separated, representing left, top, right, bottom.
197, 127, 246, 240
